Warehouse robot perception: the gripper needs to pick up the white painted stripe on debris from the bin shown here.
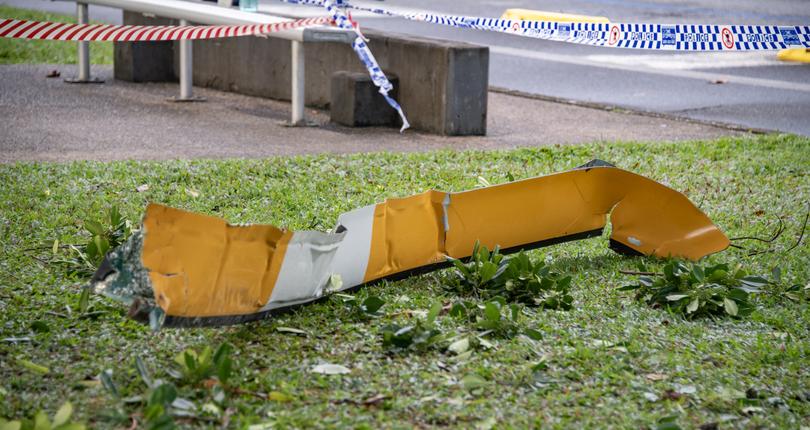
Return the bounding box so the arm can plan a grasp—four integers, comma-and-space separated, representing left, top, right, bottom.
331, 204, 376, 290
491, 45, 810, 93
262, 230, 344, 309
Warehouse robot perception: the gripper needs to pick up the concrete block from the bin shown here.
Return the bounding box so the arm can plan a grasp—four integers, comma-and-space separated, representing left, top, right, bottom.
113, 11, 177, 82
330, 71, 399, 127
297, 30, 488, 135
371, 31, 489, 136
446, 46, 489, 136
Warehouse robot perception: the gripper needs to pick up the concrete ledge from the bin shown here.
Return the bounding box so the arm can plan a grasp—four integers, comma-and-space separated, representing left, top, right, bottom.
114, 13, 489, 135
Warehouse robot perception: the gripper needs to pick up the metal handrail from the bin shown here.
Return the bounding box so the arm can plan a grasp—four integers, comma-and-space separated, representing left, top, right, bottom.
79, 0, 353, 42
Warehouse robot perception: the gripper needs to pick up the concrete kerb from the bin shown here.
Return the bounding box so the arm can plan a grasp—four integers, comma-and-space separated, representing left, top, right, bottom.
488, 87, 776, 136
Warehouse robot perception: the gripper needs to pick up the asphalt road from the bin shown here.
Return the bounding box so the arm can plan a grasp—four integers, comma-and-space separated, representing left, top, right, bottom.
269, 0, 810, 135
6, 0, 810, 135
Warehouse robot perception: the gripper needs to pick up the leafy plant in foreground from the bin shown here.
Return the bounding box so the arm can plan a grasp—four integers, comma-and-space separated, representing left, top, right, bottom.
50, 205, 133, 278
82, 206, 132, 265
333, 293, 386, 320
445, 242, 574, 309
0, 402, 85, 430
763, 267, 809, 303
499, 251, 574, 309
781, 282, 810, 302
619, 261, 766, 318
101, 355, 212, 430
444, 241, 506, 298
383, 299, 545, 356
381, 302, 445, 352
450, 298, 521, 338
172, 343, 235, 386
142, 382, 179, 430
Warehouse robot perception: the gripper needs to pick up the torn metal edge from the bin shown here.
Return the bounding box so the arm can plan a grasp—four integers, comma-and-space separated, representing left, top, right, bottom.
159, 228, 606, 327
88, 159, 728, 328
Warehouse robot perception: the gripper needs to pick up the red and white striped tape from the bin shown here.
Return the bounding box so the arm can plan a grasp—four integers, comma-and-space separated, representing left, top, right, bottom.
0, 16, 332, 42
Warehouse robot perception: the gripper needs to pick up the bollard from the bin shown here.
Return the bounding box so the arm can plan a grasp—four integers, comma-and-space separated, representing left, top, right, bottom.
290, 40, 306, 126
64, 2, 103, 84
169, 19, 205, 102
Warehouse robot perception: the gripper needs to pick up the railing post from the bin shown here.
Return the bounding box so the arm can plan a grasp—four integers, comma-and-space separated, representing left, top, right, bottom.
65, 2, 103, 84
291, 40, 306, 125
169, 19, 205, 102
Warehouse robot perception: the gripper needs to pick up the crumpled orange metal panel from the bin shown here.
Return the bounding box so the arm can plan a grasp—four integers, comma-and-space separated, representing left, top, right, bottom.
94, 161, 729, 326
444, 166, 728, 261
141, 204, 292, 317
364, 190, 448, 281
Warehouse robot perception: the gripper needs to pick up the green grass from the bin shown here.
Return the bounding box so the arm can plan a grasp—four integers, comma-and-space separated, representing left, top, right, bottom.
0, 6, 113, 64
1, 135, 809, 429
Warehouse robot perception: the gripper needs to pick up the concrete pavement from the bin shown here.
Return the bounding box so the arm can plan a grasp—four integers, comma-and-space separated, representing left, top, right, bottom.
1, 65, 747, 162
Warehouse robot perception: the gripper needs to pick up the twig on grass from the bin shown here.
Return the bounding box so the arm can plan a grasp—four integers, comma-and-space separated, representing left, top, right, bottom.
21, 243, 82, 252
45, 311, 69, 318
220, 407, 235, 430
28, 254, 50, 267
619, 270, 662, 276
782, 208, 808, 254
726, 208, 809, 256
745, 208, 808, 256
230, 387, 268, 400
731, 216, 785, 243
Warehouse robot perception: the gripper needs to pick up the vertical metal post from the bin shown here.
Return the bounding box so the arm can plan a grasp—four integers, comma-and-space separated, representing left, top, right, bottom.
179, 19, 192, 99
169, 19, 204, 101
291, 40, 305, 125
77, 3, 90, 80
65, 2, 103, 84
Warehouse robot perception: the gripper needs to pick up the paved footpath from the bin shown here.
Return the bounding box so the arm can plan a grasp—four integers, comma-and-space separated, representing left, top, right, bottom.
1, 65, 748, 162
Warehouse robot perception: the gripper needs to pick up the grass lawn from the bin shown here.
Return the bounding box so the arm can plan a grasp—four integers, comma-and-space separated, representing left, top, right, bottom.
0, 5, 113, 65
0, 135, 808, 428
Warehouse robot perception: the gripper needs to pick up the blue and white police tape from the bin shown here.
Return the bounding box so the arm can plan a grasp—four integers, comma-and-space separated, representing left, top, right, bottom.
405, 15, 810, 51
323, 0, 409, 132
272, 0, 807, 128
276, 0, 810, 51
